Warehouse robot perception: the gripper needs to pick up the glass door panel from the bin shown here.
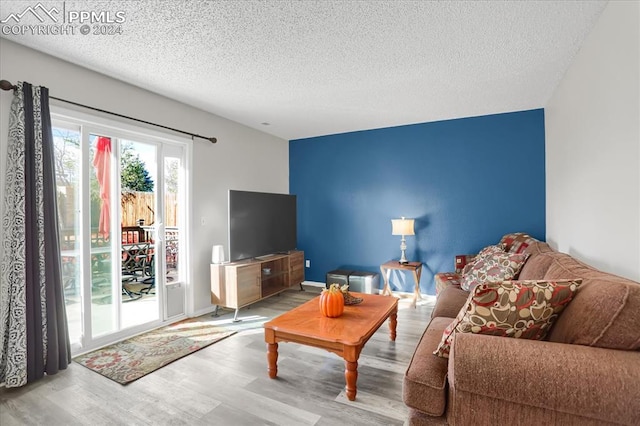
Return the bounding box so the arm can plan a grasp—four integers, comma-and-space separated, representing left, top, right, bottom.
53, 125, 83, 349
120, 140, 159, 328
90, 134, 116, 336
164, 156, 180, 284
162, 146, 186, 320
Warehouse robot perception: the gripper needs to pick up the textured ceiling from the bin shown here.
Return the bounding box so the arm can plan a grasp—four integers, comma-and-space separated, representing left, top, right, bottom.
0, 1, 607, 140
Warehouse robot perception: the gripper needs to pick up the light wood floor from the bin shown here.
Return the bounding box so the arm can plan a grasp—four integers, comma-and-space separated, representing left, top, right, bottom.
0, 286, 435, 425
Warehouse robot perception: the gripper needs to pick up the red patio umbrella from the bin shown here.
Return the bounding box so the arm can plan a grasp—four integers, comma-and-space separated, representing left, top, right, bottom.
93, 136, 112, 238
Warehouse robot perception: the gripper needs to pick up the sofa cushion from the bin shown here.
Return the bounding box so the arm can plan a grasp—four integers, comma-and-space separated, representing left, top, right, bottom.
517, 243, 557, 280
403, 316, 454, 416
518, 254, 555, 280
544, 258, 640, 350
434, 279, 582, 358
460, 251, 529, 291
448, 333, 640, 425
523, 241, 555, 256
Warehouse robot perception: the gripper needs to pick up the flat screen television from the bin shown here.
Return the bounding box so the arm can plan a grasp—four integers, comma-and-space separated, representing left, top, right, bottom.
228, 190, 297, 261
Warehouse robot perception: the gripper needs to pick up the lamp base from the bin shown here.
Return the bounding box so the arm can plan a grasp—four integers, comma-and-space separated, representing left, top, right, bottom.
399, 244, 409, 265
398, 235, 409, 265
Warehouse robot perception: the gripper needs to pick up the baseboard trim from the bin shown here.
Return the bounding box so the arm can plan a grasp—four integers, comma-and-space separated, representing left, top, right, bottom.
303, 280, 436, 300
192, 305, 217, 318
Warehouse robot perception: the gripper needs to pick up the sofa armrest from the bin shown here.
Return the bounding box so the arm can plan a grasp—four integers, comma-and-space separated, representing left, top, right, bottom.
448, 333, 640, 425
431, 285, 469, 319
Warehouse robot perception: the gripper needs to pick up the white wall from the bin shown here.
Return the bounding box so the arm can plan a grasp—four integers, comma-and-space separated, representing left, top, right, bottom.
0, 39, 290, 314
545, 1, 640, 281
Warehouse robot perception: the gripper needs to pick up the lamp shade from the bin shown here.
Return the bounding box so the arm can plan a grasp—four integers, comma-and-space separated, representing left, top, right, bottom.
391, 218, 415, 236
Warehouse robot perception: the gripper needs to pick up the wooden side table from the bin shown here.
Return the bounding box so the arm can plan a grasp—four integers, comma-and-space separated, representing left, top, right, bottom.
380, 260, 423, 307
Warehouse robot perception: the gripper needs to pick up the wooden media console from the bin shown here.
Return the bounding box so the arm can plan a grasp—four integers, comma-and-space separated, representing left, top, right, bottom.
210, 250, 304, 321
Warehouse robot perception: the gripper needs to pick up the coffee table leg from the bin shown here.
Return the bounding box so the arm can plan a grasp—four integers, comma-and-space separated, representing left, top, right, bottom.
267, 343, 278, 379
389, 312, 397, 341
345, 360, 358, 401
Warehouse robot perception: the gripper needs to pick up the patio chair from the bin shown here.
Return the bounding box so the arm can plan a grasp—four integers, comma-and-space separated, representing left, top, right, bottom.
121, 242, 153, 299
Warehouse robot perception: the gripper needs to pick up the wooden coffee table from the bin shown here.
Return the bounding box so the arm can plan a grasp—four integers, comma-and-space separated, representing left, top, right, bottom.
263, 292, 398, 401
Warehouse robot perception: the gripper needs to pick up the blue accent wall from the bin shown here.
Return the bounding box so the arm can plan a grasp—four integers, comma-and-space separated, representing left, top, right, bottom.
289, 109, 545, 295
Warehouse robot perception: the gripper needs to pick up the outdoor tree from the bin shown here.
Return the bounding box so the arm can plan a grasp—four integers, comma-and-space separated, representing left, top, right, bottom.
121, 145, 154, 192
120, 143, 155, 226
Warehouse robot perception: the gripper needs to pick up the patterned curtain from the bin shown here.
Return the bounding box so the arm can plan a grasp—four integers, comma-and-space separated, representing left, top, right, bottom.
0, 82, 70, 387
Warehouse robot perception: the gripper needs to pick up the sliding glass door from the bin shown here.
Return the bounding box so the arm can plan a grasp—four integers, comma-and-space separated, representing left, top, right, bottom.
52, 112, 187, 354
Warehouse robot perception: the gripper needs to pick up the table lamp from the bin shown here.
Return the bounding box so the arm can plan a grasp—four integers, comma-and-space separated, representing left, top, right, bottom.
391, 217, 415, 264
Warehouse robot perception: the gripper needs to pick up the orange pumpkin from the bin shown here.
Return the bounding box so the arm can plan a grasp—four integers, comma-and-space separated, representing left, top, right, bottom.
320, 283, 345, 318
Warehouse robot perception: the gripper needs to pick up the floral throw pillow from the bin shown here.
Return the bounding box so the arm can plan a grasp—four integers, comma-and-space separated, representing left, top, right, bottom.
477, 244, 506, 258
460, 251, 529, 291
433, 279, 582, 358
460, 244, 506, 276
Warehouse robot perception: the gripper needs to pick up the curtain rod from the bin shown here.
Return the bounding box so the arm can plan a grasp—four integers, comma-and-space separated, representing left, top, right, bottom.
0, 79, 217, 144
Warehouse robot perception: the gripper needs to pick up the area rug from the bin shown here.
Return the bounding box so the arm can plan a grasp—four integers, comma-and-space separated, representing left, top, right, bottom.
74, 317, 236, 384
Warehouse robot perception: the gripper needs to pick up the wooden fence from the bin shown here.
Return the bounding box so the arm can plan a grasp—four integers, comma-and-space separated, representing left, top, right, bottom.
121, 191, 178, 227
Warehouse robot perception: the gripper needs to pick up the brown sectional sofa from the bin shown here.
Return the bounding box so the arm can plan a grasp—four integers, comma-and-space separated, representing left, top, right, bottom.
403, 239, 640, 425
